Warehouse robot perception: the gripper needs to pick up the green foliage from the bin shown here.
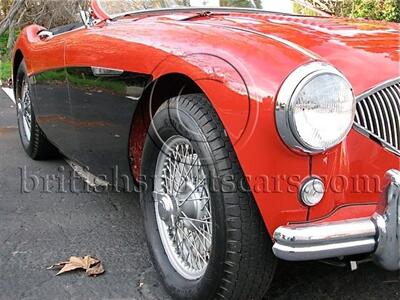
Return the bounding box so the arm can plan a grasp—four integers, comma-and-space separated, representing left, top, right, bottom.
0, 60, 11, 81
0, 32, 11, 81
67, 73, 126, 95
0, 32, 9, 57
1, 29, 20, 82
336, 0, 400, 22
293, 3, 319, 16
302, 0, 400, 22
220, 0, 253, 8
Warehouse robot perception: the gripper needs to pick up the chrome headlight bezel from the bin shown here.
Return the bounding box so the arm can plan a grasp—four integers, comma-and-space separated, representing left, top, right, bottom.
275, 62, 356, 154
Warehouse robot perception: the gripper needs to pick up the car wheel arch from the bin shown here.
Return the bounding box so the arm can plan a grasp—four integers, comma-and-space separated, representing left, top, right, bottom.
128, 53, 253, 183
12, 49, 24, 95
128, 72, 204, 181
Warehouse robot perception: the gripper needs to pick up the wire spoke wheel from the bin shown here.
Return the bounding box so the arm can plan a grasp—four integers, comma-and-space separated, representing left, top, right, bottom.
153, 135, 212, 280
15, 60, 59, 160
142, 94, 276, 299
18, 77, 32, 141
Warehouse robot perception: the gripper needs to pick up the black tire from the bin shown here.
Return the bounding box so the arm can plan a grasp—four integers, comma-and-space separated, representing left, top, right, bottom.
15, 60, 58, 160
141, 94, 276, 300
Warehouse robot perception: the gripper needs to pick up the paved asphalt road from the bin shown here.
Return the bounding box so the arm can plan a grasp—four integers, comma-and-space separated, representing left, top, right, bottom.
0, 89, 399, 300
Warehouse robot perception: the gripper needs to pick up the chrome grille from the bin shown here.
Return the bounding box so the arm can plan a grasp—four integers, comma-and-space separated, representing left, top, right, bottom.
354, 79, 400, 155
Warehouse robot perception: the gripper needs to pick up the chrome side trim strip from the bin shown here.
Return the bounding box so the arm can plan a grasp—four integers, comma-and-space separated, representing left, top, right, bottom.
91, 67, 124, 77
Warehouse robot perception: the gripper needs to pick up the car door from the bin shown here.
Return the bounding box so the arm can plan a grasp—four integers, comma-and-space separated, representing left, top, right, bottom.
29, 29, 78, 159
64, 25, 151, 185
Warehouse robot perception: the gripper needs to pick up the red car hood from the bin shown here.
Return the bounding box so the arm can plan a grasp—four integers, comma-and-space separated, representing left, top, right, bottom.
183, 13, 400, 95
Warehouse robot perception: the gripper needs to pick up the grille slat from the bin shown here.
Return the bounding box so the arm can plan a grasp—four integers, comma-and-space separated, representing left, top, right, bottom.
355, 79, 400, 155
370, 96, 384, 139
355, 109, 360, 124
385, 87, 400, 148
371, 94, 388, 142
377, 91, 393, 145
367, 95, 381, 137
357, 100, 367, 127
361, 99, 374, 132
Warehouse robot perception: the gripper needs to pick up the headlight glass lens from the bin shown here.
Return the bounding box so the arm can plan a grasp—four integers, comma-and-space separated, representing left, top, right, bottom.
290, 73, 355, 151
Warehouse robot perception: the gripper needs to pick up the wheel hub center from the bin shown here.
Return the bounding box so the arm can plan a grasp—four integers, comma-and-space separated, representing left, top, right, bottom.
178, 182, 200, 217
153, 192, 178, 227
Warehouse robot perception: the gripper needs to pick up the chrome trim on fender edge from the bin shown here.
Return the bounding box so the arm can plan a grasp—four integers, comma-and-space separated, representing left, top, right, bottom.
356, 77, 400, 103
272, 169, 400, 271
353, 124, 400, 157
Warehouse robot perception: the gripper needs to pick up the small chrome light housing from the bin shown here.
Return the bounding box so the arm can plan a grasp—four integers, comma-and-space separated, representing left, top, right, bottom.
300, 177, 325, 207
275, 62, 356, 154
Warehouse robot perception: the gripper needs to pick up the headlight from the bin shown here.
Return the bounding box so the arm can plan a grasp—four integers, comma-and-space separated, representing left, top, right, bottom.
275, 62, 356, 154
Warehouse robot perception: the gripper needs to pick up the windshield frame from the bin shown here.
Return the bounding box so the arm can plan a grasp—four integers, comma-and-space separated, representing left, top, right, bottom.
90, 0, 329, 21
109, 7, 327, 21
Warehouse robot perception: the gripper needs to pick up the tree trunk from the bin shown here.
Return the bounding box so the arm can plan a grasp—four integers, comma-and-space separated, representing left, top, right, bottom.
293, 0, 332, 16
6, 6, 25, 53
0, 0, 26, 37
7, 21, 15, 49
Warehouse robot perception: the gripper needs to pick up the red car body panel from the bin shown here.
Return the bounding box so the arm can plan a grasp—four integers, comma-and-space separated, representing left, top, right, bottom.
198, 14, 399, 95
13, 10, 400, 236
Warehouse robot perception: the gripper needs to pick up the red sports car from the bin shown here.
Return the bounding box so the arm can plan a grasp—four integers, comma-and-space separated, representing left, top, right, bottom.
12, 0, 400, 299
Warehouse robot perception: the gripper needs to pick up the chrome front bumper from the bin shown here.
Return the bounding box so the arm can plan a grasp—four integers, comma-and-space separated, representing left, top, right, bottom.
272, 169, 400, 271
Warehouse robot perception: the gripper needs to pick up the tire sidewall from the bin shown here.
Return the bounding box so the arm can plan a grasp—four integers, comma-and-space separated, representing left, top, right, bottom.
15, 61, 35, 155
141, 100, 227, 300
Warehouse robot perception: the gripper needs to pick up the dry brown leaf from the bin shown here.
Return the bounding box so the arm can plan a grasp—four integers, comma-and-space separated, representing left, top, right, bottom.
76, 255, 99, 269
56, 262, 84, 275
86, 262, 105, 277
46, 262, 68, 270
49, 256, 104, 277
